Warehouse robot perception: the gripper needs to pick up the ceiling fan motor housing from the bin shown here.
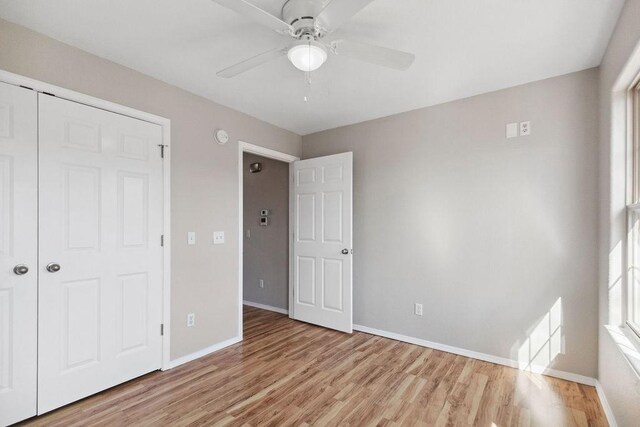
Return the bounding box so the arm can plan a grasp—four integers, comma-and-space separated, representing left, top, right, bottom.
282, 0, 326, 37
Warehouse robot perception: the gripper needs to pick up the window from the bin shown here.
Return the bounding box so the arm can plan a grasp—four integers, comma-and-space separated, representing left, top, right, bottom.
628, 81, 640, 337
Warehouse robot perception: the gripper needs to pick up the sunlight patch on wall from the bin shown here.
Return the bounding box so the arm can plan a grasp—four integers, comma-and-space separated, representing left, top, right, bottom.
516, 298, 563, 372
609, 239, 623, 325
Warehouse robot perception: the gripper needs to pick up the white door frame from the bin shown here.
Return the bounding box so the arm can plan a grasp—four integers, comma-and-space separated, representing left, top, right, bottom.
238, 141, 299, 338
0, 69, 173, 371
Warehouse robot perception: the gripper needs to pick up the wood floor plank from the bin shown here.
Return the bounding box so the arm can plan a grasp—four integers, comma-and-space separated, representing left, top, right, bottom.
18, 306, 608, 426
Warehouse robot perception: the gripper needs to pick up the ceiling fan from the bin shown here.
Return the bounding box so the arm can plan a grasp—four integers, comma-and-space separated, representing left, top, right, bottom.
212, 0, 416, 78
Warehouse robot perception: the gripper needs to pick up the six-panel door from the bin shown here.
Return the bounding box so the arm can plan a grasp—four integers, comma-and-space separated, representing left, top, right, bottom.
293, 152, 353, 333
37, 94, 164, 414
0, 82, 38, 426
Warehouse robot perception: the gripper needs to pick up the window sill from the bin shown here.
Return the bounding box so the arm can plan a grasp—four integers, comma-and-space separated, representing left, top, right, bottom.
604, 324, 640, 380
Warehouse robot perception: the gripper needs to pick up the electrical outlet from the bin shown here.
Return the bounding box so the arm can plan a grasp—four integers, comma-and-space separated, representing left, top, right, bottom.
414, 303, 423, 316
520, 121, 531, 136
187, 313, 195, 327
259, 279, 264, 289
213, 231, 225, 245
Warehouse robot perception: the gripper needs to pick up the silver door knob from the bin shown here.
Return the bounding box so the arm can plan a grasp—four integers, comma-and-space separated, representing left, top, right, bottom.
46, 263, 61, 273
341, 249, 349, 255
13, 264, 29, 275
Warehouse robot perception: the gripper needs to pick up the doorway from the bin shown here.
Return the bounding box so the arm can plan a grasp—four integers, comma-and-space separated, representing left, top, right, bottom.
238, 142, 298, 336
237, 142, 354, 337
242, 152, 290, 314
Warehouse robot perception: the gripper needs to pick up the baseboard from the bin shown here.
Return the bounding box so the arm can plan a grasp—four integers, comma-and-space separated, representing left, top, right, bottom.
243, 300, 289, 315
166, 336, 242, 369
353, 324, 596, 386
595, 381, 619, 427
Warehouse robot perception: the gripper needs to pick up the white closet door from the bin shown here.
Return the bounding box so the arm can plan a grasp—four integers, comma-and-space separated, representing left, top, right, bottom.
37, 94, 164, 414
292, 152, 353, 333
0, 83, 38, 425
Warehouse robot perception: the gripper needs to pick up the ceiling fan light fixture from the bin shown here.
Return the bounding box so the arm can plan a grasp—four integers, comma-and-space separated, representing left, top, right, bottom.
287, 40, 328, 72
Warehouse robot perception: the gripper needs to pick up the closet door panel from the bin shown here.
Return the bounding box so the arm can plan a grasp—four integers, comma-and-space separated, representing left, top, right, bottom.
0, 82, 38, 426
37, 94, 164, 414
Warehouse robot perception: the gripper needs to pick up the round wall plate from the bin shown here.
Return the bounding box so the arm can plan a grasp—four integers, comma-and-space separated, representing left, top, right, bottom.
215, 129, 229, 145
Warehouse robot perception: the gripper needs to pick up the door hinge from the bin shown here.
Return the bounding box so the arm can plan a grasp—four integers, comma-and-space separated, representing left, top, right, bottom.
160, 324, 164, 336
158, 144, 168, 158
161, 234, 164, 247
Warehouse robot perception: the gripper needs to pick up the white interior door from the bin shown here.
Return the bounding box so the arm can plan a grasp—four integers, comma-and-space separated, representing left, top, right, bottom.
0, 83, 38, 426
37, 94, 164, 414
292, 152, 353, 333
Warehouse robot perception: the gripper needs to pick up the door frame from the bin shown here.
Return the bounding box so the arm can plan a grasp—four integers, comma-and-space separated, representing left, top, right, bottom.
0, 69, 173, 371
238, 141, 299, 337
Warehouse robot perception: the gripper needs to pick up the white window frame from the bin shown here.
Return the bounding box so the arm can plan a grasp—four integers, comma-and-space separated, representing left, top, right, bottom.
627, 79, 640, 339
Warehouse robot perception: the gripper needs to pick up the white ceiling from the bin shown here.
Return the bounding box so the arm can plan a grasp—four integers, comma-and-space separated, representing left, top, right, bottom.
0, 0, 625, 135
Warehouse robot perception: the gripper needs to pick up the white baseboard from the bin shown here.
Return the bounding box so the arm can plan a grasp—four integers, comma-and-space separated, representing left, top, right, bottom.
353, 324, 596, 386
243, 300, 289, 315
595, 381, 619, 427
166, 336, 242, 369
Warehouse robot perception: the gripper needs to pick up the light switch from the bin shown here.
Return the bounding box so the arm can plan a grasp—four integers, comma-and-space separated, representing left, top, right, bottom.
213, 231, 225, 245
414, 303, 423, 316
506, 123, 518, 139
187, 232, 196, 245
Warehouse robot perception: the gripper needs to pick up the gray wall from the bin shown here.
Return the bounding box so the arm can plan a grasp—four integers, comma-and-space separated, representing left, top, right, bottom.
0, 19, 302, 360
243, 153, 289, 310
598, 0, 640, 425
303, 69, 599, 378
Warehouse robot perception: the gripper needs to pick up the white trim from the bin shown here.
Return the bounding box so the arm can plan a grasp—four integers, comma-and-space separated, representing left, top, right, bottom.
353, 324, 597, 386
238, 141, 299, 340
161, 123, 172, 371
0, 69, 169, 126
0, 69, 173, 371
243, 300, 289, 315
167, 336, 242, 369
239, 141, 299, 163
288, 164, 295, 320
595, 381, 619, 427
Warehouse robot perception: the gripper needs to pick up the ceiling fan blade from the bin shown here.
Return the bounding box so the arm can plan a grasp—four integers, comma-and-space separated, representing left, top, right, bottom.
211, 0, 293, 34
217, 46, 289, 78
316, 0, 376, 33
331, 39, 415, 70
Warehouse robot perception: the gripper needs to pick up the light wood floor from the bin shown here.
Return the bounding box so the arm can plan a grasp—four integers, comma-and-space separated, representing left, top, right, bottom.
20, 306, 607, 426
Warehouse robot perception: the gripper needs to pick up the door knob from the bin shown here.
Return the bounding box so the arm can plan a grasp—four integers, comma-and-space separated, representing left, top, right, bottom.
13, 264, 29, 275
46, 263, 61, 273
341, 249, 349, 255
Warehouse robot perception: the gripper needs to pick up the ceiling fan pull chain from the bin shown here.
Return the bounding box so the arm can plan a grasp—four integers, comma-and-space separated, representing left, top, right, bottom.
304, 70, 312, 102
